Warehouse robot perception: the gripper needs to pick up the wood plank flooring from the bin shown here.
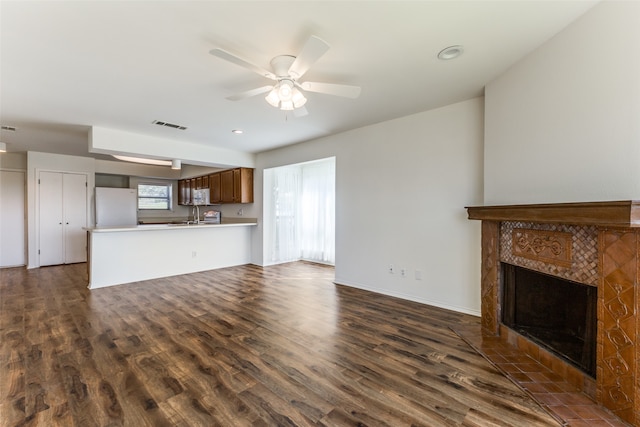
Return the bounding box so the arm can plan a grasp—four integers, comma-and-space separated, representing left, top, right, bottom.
1, 261, 562, 426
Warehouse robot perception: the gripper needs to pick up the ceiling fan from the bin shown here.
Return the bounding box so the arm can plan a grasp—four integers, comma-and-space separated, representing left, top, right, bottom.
209, 35, 361, 115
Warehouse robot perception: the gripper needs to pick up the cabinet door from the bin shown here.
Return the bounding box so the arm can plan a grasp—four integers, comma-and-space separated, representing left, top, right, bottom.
39, 171, 64, 266
235, 168, 254, 203
220, 170, 234, 203
63, 173, 87, 263
232, 169, 241, 203
178, 179, 187, 205
186, 179, 192, 205
181, 179, 192, 205
210, 173, 221, 204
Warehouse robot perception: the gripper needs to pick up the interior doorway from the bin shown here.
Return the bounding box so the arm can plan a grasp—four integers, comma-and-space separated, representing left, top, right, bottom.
264, 157, 335, 266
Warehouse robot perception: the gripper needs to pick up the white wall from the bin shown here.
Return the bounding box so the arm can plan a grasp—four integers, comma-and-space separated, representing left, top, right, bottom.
0, 170, 26, 267
0, 154, 27, 267
484, 1, 640, 204
254, 98, 484, 315
0, 152, 27, 170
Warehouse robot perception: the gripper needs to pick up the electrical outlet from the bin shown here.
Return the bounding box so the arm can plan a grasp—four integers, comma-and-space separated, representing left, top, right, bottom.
400, 268, 406, 277
415, 270, 422, 280
388, 264, 394, 274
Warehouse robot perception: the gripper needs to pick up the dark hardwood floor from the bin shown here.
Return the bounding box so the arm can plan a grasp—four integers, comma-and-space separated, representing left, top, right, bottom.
1, 261, 562, 426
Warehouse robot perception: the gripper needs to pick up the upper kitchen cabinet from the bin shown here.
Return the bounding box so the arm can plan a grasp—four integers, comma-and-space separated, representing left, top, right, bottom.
178, 168, 253, 205
233, 167, 253, 203
221, 168, 253, 203
220, 170, 234, 203
178, 178, 191, 205
209, 173, 221, 204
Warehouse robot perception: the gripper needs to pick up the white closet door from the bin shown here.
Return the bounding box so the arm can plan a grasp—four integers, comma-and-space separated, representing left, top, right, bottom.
0, 170, 26, 267
39, 171, 64, 266
63, 173, 87, 263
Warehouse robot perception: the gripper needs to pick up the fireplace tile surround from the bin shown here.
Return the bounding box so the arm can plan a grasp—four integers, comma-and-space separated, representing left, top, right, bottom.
467, 201, 640, 426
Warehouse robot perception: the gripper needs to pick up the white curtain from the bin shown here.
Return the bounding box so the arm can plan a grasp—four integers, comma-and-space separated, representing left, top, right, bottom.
300, 160, 335, 264
265, 157, 335, 265
270, 165, 301, 263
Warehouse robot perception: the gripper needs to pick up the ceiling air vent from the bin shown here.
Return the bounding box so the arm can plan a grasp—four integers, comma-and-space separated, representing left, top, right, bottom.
152, 120, 187, 130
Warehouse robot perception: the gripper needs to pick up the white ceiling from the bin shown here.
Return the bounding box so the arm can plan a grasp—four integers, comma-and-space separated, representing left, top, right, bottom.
0, 0, 598, 166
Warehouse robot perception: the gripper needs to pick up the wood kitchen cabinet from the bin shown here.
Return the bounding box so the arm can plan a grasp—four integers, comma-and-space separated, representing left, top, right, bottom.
220, 170, 234, 203
209, 173, 221, 204
178, 179, 191, 205
178, 168, 253, 205
220, 168, 253, 203
233, 167, 253, 203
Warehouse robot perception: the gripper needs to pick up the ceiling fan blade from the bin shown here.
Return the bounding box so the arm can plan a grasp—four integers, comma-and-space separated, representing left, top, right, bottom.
226, 85, 274, 101
293, 106, 309, 118
300, 81, 361, 99
210, 48, 276, 80
288, 35, 330, 79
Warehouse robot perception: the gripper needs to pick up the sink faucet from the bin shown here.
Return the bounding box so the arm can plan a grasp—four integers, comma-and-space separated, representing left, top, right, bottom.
192, 205, 200, 224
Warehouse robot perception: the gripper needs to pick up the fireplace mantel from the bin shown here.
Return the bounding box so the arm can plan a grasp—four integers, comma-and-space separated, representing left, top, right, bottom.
467, 200, 640, 227
466, 200, 640, 425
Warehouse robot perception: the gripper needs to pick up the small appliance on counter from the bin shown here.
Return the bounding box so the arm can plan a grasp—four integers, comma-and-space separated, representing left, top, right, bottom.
202, 210, 221, 224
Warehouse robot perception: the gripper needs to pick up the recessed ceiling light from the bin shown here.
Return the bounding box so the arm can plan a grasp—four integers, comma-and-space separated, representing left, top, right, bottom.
438, 45, 464, 60
232, 129, 243, 134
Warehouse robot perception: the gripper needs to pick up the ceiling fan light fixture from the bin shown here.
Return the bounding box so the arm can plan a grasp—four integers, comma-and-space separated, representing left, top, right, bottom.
278, 80, 294, 101
280, 100, 294, 111
291, 88, 307, 108
265, 88, 280, 107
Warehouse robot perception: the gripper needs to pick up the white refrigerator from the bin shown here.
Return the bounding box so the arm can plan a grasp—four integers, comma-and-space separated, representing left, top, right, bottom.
95, 187, 138, 227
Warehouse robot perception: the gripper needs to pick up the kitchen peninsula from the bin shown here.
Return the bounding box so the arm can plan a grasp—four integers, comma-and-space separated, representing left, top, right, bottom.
85, 220, 257, 289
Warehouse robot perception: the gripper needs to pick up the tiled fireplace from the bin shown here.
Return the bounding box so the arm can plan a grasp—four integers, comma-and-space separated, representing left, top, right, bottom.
467, 201, 640, 425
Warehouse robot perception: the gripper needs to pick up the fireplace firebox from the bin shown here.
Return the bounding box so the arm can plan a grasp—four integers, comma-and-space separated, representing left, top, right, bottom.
501, 263, 597, 377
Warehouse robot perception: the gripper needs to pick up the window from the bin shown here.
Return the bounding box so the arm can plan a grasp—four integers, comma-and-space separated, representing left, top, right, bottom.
264, 157, 335, 265
137, 182, 172, 210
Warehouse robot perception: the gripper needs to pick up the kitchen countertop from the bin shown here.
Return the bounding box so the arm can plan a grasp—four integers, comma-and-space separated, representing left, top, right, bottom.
85, 219, 257, 233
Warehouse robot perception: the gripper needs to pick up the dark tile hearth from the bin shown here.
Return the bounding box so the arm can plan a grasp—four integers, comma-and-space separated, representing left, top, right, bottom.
455, 324, 630, 427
